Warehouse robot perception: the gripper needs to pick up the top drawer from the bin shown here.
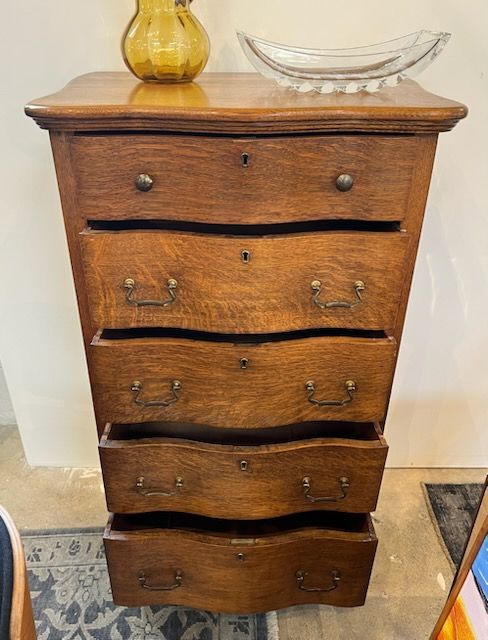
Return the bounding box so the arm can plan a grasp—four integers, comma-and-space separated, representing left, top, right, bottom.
71, 134, 421, 224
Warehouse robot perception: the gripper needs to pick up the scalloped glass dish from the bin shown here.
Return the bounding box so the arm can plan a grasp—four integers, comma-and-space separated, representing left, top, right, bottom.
237, 30, 451, 94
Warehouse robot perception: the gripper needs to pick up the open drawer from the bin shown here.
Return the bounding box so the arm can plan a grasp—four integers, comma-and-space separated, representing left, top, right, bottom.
104, 511, 378, 612
90, 330, 397, 427
100, 421, 388, 518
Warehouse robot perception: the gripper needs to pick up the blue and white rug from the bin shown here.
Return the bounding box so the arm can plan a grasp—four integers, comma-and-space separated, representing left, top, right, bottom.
22, 528, 278, 640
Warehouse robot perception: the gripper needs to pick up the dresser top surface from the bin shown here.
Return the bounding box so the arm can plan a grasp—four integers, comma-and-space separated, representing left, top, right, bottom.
25, 72, 467, 134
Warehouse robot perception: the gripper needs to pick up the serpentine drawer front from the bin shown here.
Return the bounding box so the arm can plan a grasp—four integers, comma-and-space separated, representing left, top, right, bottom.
71, 134, 422, 224
104, 512, 378, 613
90, 333, 397, 427
99, 422, 388, 517
80, 230, 409, 332
26, 73, 466, 613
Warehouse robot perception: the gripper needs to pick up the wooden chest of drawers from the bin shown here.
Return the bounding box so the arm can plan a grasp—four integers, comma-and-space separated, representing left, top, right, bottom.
26, 73, 466, 613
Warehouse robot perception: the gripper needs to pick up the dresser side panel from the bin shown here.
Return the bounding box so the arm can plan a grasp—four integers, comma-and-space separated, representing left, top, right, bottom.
49, 131, 104, 434
381, 133, 439, 431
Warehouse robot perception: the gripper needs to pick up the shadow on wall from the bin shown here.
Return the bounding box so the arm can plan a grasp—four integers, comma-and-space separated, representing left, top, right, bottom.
0, 363, 15, 426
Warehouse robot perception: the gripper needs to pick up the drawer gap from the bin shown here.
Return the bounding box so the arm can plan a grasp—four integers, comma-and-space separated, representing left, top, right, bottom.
87, 219, 402, 235
74, 130, 416, 140
97, 327, 387, 343
103, 420, 383, 446
109, 510, 373, 537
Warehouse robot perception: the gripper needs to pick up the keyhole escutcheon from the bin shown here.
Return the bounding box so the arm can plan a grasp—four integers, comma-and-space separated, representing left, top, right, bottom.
241, 152, 251, 168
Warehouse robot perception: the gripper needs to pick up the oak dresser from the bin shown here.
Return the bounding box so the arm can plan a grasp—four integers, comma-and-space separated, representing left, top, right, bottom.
26, 73, 467, 613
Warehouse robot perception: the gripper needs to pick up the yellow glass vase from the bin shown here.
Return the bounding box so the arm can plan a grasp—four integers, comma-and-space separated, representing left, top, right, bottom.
123, 0, 210, 83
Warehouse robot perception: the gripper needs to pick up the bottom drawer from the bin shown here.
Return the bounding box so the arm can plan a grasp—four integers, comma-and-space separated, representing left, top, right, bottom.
104, 511, 378, 613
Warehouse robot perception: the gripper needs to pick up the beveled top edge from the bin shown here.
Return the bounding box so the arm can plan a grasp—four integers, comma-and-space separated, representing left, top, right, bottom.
25, 72, 468, 134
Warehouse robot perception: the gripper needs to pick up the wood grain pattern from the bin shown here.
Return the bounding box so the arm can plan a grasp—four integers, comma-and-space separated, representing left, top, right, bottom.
25, 74, 467, 613
49, 131, 106, 433
49, 132, 97, 346
104, 512, 378, 612
72, 134, 420, 223
90, 334, 397, 427
99, 422, 388, 517
392, 135, 438, 346
0, 506, 37, 640
80, 230, 409, 333
25, 73, 467, 134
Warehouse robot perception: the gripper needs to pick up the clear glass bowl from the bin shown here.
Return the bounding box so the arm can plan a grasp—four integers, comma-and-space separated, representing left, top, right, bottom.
237, 30, 451, 93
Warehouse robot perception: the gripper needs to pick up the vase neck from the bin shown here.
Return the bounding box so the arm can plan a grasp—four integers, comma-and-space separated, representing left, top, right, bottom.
139, 0, 189, 11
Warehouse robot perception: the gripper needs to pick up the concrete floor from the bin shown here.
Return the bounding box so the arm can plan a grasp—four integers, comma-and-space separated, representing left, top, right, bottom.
0, 424, 485, 639
0, 425, 106, 529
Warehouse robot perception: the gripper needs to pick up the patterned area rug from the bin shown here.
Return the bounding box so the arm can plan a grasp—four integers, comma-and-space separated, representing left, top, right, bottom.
22, 528, 275, 640
424, 483, 484, 568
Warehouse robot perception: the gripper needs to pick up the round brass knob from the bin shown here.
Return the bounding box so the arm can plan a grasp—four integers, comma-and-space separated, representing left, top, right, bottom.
135, 173, 154, 192
336, 174, 354, 192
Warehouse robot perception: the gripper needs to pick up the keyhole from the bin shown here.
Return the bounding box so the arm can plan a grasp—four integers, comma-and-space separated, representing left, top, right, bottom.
241, 250, 251, 264
240, 460, 248, 471
241, 153, 251, 168
240, 358, 249, 370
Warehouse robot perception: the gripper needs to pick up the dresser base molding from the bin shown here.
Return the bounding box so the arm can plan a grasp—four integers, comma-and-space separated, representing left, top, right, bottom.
104, 511, 378, 613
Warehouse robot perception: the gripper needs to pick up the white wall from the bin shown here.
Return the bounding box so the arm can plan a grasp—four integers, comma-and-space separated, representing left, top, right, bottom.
0, 0, 486, 467
0, 364, 15, 425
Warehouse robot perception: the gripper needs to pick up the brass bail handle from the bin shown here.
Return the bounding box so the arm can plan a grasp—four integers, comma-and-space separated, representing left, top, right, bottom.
296, 570, 341, 593
138, 570, 183, 591
131, 380, 182, 408
124, 278, 178, 308
136, 476, 184, 497
306, 380, 356, 407
311, 280, 365, 309
302, 476, 350, 503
